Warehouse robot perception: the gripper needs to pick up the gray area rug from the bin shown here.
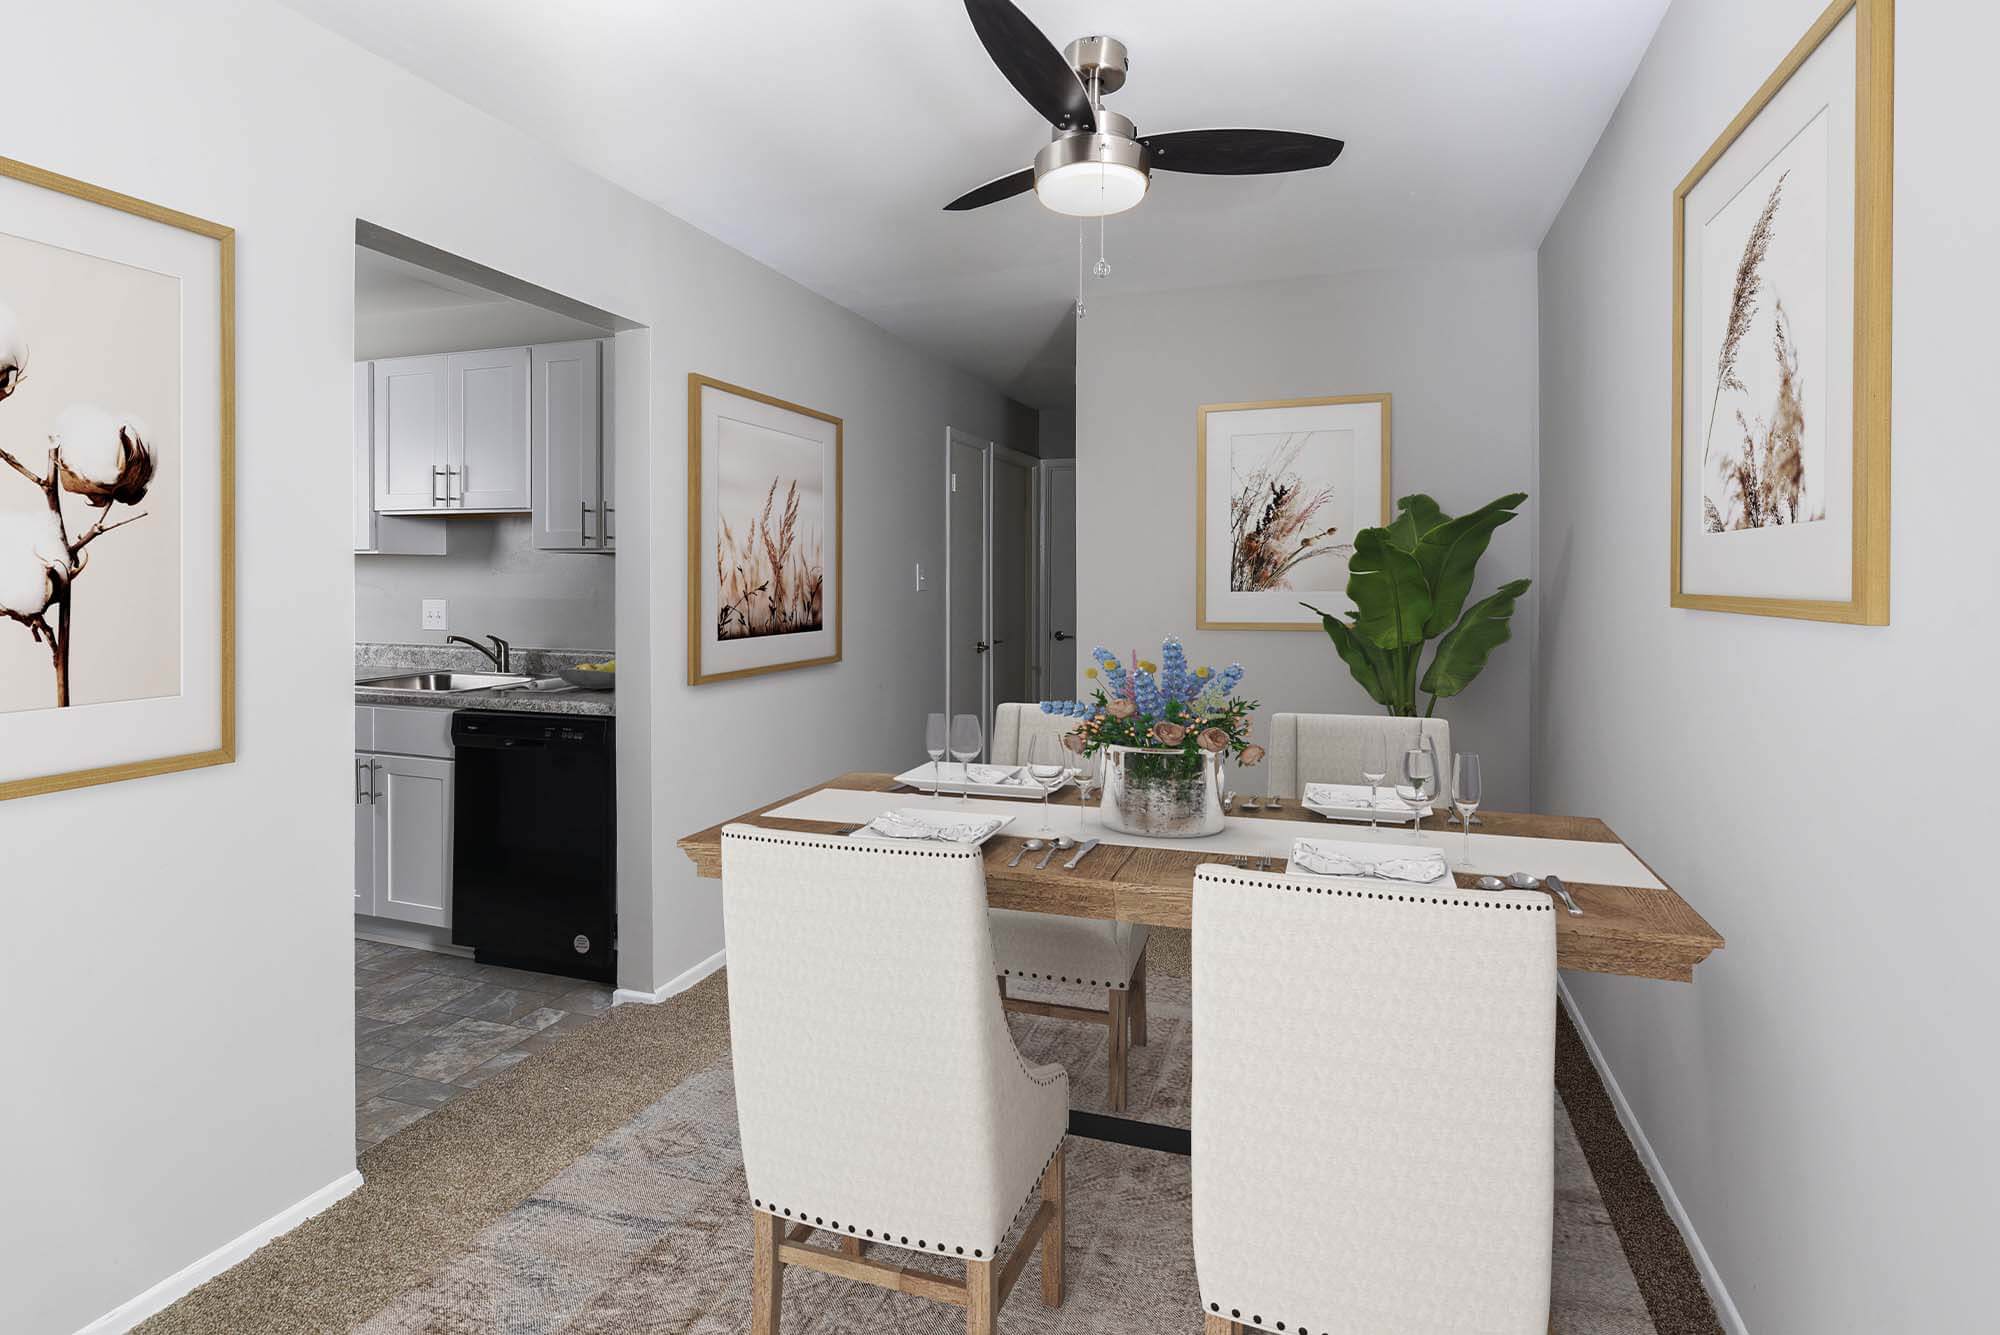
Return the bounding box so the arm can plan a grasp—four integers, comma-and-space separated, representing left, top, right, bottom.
357, 970, 1654, 1334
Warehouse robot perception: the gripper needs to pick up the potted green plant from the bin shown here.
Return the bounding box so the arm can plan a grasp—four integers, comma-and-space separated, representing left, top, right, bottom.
1305, 492, 1531, 718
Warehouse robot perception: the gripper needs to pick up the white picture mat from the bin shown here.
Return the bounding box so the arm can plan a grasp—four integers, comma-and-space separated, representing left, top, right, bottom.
762, 785, 1667, 891
696, 383, 838, 677
0, 175, 224, 785
1680, 10, 1856, 601
1203, 399, 1384, 624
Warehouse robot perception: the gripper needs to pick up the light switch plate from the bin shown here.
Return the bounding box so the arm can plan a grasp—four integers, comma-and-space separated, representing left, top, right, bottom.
421, 599, 448, 631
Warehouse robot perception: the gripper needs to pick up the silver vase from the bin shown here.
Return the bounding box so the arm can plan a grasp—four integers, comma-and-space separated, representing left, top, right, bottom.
1098, 745, 1226, 838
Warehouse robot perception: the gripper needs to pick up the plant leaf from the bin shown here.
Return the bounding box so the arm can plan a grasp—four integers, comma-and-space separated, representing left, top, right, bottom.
1389, 493, 1447, 549
1345, 528, 1432, 650
1420, 578, 1532, 699
1412, 491, 1527, 636
1304, 603, 1394, 708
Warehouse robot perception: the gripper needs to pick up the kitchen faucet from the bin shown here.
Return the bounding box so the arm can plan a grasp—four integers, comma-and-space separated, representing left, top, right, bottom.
446, 633, 512, 673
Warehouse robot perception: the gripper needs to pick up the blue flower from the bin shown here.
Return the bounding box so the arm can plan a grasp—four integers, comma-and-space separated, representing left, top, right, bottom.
1133, 669, 1164, 718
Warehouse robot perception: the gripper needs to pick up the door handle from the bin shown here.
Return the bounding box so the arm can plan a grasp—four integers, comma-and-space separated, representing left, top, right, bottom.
1052, 630, 1072, 641
974, 640, 990, 654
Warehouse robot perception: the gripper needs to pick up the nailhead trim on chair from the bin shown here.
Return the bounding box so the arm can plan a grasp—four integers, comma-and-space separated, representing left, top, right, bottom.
751, 1145, 1063, 1262
1200, 869, 1555, 912
1000, 965, 1132, 990
1207, 1300, 1308, 1333
724, 829, 981, 859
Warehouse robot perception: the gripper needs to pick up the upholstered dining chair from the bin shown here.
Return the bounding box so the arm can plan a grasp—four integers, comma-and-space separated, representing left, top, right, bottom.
989, 701, 1079, 766
1191, 863, 1557, 1335
1264, 711, 1453, 802
990, 911, 1149, 1111
720, 825, 1071, 1335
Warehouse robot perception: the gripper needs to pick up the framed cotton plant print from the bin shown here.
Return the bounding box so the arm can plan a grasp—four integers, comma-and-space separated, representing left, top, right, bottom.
0, 157, 234, 801
1196, 393, 1390, 630
1672, 0, 1892, 623
688, 374, 842, 684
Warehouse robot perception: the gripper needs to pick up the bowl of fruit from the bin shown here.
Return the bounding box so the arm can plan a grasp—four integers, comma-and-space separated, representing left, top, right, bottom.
558, 660, 616, 690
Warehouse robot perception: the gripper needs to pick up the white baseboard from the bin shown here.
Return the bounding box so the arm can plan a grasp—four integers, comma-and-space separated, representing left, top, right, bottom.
613, 947, 725, 1006
74, 1169, 364, 1335
1558, 979, 1748, 1335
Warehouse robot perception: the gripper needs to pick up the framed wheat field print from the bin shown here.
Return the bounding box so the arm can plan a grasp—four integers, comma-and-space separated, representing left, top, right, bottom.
688, 374, 842, 685
1672, 0, 1892, 623
1196, 393, 1390, 631
0, 157, 234, 802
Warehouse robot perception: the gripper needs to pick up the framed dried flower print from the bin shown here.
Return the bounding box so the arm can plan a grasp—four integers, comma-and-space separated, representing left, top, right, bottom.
1196, 393, 1390, 631
0, 157, 233, 801
687, 374, 842, 684
1672, 0, 1891, 623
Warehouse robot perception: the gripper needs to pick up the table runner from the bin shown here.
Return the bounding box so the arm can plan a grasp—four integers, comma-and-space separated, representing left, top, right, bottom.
756, 786, 1667, 891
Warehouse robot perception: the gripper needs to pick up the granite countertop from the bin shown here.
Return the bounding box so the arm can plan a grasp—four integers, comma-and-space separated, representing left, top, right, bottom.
354, 642, 616, 717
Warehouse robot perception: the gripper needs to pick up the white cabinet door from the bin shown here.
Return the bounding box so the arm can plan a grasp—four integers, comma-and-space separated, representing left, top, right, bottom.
354, 363, 376, 551
448, 347, 530, 511
529, 341, 602, 550
373, 355, 449, 512
372, 755, 454, 929
354, 755, 377, 916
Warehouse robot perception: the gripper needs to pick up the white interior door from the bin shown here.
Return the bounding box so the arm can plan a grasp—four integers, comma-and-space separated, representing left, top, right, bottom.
946, 430, 987, 746
1038, 460, 1077, 699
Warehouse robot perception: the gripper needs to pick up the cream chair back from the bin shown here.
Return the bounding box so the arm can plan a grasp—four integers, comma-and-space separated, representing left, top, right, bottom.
1264, 711, 1453, 800
720, 825, 1068, 1260
1191, 864, 1556, 1333
990, 702, 1080, 766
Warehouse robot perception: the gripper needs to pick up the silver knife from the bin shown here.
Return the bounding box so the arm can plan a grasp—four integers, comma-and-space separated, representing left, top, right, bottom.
1062, 837, 1100, 870
1545, 874, 1584, 916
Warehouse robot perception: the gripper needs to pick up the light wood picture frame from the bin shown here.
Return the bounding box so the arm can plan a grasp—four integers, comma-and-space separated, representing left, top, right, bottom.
1196, 393, 1392, 631
1670, 0, 1891, 623
0, 156, 235, 801
687, 374, 843, 685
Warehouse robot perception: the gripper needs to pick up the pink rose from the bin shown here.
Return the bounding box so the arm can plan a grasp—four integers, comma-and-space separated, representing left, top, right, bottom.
1105, 697, 1136, 720
1196, 727, 1231, 753
1150, 721, 1187, 747
1238, 744, 1267, 767
1060, 730, 1087, 755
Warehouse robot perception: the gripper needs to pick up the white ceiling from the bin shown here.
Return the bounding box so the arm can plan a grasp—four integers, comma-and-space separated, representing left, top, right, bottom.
289, 0, 1666, 407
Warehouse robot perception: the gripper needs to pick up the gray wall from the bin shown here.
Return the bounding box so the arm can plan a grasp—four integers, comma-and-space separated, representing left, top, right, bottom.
1038, 403, 1075, 459
1075, 257, 1540, 807
1537, 0, 1999, 1328
356, 517, 613, 649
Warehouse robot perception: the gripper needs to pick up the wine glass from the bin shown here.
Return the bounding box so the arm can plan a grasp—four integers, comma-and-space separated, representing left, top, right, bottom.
1070, 744, 1101, 835
1452, 752, 1483, 868
1027, 733, 1068, 840
924, 712, 948, 798
1400, 747, 1435, 834
1360, 732, 1389, 831
948, 714, 982, 805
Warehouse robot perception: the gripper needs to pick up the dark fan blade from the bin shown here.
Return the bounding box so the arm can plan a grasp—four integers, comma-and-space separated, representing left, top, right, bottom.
962, 0, 1093, 131
944, 168, 1035, 212
1138, 129, 1345, 175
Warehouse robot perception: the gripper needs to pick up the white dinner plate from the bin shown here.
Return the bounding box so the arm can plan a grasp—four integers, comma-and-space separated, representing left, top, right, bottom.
893, 761, 1071, 800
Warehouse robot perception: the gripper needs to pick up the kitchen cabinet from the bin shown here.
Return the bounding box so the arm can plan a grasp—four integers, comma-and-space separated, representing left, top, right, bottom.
354, 363, 446, 555
355, 754, 376, 915
530, 339, 615, 552
449, 346, 531, 511
371, 354, 450, 512
354, 707, 455, 929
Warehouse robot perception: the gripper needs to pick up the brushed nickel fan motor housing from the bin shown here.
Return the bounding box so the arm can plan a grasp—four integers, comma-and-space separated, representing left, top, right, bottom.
1034, 117, 1151, 185
1064, 34, 1128, 94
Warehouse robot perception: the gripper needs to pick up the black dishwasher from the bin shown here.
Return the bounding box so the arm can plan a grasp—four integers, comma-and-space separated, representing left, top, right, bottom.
451, 711, 615, 985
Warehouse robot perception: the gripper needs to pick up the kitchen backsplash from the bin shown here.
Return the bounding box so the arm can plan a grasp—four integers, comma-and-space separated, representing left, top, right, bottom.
355, 642, 612, 676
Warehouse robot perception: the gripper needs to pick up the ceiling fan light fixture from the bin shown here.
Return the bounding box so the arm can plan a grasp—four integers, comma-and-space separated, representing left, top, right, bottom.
1032, 128, 1150, 217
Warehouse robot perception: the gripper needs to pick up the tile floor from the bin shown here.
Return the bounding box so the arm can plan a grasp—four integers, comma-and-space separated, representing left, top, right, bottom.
354, 938, 615, 1152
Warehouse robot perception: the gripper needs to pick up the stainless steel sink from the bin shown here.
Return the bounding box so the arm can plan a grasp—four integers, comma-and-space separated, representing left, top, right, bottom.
355, 671, 536, 693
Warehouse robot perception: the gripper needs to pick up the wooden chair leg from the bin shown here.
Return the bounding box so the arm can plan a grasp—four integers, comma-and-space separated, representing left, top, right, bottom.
1206, 1315, 1243, 1334
1128, 955, 1148, 1048
1107, 987, 1130, 1112
966, 1256, 997, 1335
997, 974, 1007, 1003
1039, 1146, 1065, 1308
752, 1210, 783, 1335
840, 1235, 864, 1257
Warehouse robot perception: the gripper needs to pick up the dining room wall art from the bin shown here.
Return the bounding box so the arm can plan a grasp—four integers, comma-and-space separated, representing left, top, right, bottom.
0, 156, 233, 801
1671, 0, 1891, 623
687, 373, 842, 684
1195, 393, 1390, 631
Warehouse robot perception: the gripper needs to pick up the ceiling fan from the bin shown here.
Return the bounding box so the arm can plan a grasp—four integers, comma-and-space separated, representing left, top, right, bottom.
944, 0, 1345, 218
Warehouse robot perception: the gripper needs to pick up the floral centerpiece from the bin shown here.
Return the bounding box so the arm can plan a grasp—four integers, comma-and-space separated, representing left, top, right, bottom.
1041, 636, 1262, 837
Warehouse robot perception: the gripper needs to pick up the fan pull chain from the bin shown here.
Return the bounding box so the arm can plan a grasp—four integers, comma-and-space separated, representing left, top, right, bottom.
1075, 222, 1086, 320
1095, 211, 1111, 279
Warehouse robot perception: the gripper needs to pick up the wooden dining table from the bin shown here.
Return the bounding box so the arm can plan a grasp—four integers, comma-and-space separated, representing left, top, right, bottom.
678, 771, 1724, 984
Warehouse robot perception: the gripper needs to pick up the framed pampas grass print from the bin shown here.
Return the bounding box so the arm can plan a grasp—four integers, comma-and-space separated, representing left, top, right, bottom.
0, 157, 233, 802
687, 374, 841, 685
1672, 0, 1892, 623
1196, 394, 1390, 630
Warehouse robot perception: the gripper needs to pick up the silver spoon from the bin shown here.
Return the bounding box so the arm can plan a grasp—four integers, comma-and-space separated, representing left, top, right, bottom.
1051, 834, 1077, 852
1506, 872, 1541, 890
1035, 841, 1062, 870
1475, 875, 1507, 891
1007, 839, 1043, 868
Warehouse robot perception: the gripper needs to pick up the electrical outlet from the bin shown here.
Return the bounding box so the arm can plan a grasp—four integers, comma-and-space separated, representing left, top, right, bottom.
915, 563, 928, 592
421, 599, 448, 632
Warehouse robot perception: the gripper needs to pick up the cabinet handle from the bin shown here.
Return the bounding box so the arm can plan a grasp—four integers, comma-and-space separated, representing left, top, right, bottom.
446, 466, 461, 504
370, 759, 383, 804
355, 758, 368, 804
580, 500, 593, 544
603, 504, 614, 545
430, 466, 443, 506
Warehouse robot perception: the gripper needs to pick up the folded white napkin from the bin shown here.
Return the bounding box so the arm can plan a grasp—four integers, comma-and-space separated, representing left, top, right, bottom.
959, 764, 1030, 787
1289, 837, 1448, 884
1303, 782, 1423, 813
856, 809, 1006, 844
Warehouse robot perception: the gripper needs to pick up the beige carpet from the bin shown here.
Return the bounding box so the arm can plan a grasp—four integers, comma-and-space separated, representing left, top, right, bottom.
148, 932, 1714, 1333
